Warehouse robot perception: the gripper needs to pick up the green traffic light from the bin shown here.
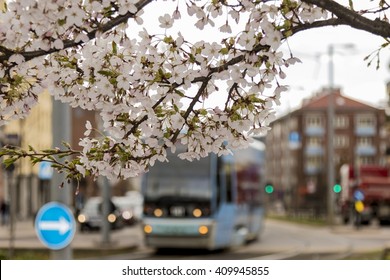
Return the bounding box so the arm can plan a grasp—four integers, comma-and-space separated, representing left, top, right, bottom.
333, 184, 342, 193
265, 184, 274, 194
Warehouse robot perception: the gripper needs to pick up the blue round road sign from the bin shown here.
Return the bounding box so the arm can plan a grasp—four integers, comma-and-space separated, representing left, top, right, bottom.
35, 202, 76, 250
353, 190, 365, 201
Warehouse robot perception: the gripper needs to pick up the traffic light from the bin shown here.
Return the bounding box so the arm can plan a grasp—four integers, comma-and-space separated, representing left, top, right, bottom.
354, 201, 364, 213
333, 183, 342, 193
265, 183, 274, 194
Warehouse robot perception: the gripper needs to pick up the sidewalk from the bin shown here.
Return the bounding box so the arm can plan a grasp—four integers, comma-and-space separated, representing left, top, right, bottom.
0, 219, 142, 251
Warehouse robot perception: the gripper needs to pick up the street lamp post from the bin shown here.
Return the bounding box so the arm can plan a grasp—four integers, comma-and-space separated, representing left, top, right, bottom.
51, 98, 73, 259
326, 43, 354, 226
327, 44, 336, 226
285, 86, 304, 213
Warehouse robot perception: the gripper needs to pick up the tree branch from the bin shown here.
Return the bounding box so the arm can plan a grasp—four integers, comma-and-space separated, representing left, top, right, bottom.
170, 75, 212, 144
0, 0, 154, 63
302, 0, 390, 38
290, 18, 348, 35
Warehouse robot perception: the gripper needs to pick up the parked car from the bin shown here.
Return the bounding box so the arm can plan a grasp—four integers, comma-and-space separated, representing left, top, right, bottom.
77, 197, 123, 232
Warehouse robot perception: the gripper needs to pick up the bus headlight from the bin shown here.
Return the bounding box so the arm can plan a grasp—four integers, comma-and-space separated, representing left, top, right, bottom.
154, 208, 163, 217
192, 208, 202, 218
198, 225, 209, 235
144, 224, 153, 234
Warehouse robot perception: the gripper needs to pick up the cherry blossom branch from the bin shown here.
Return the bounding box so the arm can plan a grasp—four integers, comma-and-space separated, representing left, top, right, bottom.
1, 146, 80, 174
123, 94, 167, 139
302, 0, 390, 38
290, 18, 348, 35
0, 0, 154, 63
170, 75, 212, 144
2, 0, 390, 181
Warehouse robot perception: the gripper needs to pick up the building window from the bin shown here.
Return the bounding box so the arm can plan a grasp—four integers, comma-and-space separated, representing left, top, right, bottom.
334, 135, 349, 148
355, 113, 376, 136
307, 137, 322, 146
288, 117, 298, 131
357, 137, 373, 146
359, 156, 374, 165
306, 156, 323, 166
305, 156, 323, 173
306, 114, 323, 127
273, 123, 282, 139
356, 114, 375, 127
335, 115, 349, 129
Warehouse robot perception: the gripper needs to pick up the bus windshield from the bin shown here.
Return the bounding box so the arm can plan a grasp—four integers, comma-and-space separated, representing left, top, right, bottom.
144, 156, 212, 201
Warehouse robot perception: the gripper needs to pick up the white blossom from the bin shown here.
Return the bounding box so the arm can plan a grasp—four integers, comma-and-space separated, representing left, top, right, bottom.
0, 0, 344, 181
172, 8, 181, 20
84, 121, 93, 136
219, 21, 232, 33
53, 39, 64, 50
237, 31, 256, 50
9, 54, 25, 65
118, 0, 138, 15
159, 14, 174, 29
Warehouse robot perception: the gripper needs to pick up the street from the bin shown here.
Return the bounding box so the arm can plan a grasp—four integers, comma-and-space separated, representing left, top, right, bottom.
1, 217, 390, 260
98, 219, 390, 260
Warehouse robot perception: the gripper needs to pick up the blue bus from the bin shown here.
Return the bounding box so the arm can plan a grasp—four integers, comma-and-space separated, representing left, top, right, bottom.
141, 140, 265, 250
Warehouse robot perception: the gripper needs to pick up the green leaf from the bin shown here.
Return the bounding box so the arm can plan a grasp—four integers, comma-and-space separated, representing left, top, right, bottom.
97, 70, 115, 77
199, 109, 208, 116
381, 42, 389, 48
189, 54, 196, 63
61, 142, 71, 149
163, 36, 174, 44
51, 164, 63, 170
112, 41, 117, 54
28, 145, 37, 152
42, 149, 56, 153
0, 149, 9, 157
3, 157, 17, 168
174, 89, 185, 97
57, 18, 66, 26
348, 0, 354, 10
220, 48, 229, 55
31, 157, 41, 165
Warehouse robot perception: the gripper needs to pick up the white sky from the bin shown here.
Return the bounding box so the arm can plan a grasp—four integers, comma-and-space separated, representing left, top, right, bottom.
278, 25, 390, 115
139, 1, 390, 115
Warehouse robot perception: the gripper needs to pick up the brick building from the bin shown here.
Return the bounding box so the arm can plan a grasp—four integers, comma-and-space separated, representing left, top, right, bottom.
265, 88, 387, 216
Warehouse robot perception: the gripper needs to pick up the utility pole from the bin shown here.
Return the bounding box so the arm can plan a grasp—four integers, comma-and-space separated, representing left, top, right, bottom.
6, 165, 15, 259
327, 44, 335, 226
100, 176, 112, 246
50, 99, 73, 260
326, 43, 355, 226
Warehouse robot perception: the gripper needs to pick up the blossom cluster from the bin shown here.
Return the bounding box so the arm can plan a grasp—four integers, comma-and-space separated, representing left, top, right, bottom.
0, 0, 329, 180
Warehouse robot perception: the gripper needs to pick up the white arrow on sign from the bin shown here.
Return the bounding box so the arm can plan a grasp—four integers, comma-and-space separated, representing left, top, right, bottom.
38, 217, 71, 235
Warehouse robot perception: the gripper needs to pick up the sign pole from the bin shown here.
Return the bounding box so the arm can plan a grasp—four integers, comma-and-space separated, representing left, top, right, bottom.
50, 98, 73, 259
327, 44, 335, 227
7, 167, 16, 259
100, 176, 112, 245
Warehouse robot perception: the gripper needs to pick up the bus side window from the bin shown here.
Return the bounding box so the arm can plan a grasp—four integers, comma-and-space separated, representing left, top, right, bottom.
225, 164, 233, 203
216, 157, 222, 206
217, 157, 234, 203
